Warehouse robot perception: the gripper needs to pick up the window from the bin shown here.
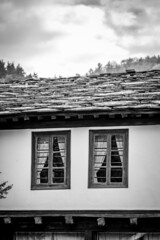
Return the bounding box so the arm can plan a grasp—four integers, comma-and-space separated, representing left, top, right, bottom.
31, 131, 71, 190
16, 232, 84, 240
88, 129, 128, 188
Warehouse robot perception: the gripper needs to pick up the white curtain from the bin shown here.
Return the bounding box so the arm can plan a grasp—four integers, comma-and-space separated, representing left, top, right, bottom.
98, 232, 160, 240
36, 137, 49, 184
94, 135, 107, 183
114, 135, 123, 163
15, 232, 84, 240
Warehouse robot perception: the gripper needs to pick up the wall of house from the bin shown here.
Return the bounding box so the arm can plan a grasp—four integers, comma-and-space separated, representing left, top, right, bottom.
0, 125, 160, 210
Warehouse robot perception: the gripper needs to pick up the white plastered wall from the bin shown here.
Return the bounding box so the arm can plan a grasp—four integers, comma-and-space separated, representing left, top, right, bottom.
0, 125, 160, 210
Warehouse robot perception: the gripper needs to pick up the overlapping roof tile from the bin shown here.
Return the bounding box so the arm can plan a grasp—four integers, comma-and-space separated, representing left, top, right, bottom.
0, 70, 160, 117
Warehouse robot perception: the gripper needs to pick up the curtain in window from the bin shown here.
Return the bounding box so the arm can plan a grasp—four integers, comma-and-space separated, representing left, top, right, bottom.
15, 232, 84, 240
94, 134, 124, 183
36, 137, 50, 184
110, 135, 124, 183
35, 136, 66, 184
97, 233, 160, 240
94, 135, 107, 183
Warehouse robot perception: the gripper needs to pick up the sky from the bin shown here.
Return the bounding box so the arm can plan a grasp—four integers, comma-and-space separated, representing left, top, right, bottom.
0, 0, 160, 77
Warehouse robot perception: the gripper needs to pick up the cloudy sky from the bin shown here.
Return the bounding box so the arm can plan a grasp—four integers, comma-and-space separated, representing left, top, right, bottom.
0, 0, 160, 77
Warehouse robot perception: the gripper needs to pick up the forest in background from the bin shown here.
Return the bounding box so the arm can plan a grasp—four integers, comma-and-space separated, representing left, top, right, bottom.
87, 55, 160, 76
0, 55, 160, 80
0, 59, 37, 82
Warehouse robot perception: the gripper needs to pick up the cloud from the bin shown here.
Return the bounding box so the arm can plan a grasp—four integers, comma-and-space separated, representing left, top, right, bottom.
0, 0, 160, 77
102, 0, 160, 56
0, 1, 66, 60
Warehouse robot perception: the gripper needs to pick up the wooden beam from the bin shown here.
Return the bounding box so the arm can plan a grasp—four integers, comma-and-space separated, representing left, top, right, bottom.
130, 217, 138, 225
1, 210, 160, 218
34, 216, 42, 224
65, 216, 74, 224
4, 217, 11, 224
97, 217, 105, 226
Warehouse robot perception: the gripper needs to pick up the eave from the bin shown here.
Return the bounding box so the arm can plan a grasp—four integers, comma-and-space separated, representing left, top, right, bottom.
0, 110, 160, 129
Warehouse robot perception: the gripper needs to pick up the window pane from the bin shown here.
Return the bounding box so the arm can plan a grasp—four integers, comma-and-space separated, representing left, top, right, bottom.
93, 134, 107, 183
111, 154, 123, 166
53, 232, 84, 240
36, 149, 49, 184
111, 168, 122, 182
95, 167, 107, 183
111, 135, 124, 150
97, 232, 133, 240
36, 169, 48, 184
52, 168, 64, 183
53, 153, 65, 167
37, 137, 49, 150
53, 137, 65, 151
32, 131, 70, 189
94, 156, 107, 166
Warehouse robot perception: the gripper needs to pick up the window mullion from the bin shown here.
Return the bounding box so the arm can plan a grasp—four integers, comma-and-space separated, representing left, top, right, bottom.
64, 136, 67, 185
49, 136, 53, 185
107, 134, 111, 185
35, 137, 38, 185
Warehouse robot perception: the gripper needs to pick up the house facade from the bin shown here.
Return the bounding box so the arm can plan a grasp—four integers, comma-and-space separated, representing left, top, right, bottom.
0, 70, 160, 239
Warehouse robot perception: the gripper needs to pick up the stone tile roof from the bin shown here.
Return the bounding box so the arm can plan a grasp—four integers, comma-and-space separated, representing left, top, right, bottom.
0, 70, 160, 118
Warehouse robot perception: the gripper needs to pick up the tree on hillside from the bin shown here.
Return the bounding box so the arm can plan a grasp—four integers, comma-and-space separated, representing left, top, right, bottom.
87, 55, 160, 75
6, 62, 16, 75
0, 60, 29, 81
0, 173, 13, 199
16, 64, 25, 77
0, 60, 6, 78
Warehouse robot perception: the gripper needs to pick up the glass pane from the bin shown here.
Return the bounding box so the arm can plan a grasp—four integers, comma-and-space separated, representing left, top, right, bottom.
111, 168, 122, 182
53, 157, 65, 167
97, 232, 133, 240
53, 232, 84, 240
111, 135, 124, 150
53, 136, 65, 151
52, 168, 64, 183
94, 156, 107, 166
111, 155, 123, 166
94, 135, 107, 149
37, 137, 49, 150
94, 167, 106, 183
95, 135, 107, 142
16, 232, 84, 240
36, 169, 48, 184
37, 152, 49, 158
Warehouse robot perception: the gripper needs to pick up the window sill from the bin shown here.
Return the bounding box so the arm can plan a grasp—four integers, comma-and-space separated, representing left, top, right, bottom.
31, 184, 70, 190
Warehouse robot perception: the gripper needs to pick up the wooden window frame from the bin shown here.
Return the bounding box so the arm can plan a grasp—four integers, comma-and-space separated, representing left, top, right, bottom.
31, 131, 71, 190
88, 129, 128, 188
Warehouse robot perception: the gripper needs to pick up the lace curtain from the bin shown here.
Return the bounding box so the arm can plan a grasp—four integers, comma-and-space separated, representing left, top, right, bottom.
94, 135, 123, 183
15, 232, 84, 240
